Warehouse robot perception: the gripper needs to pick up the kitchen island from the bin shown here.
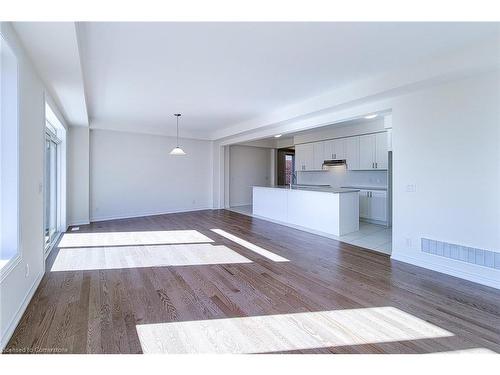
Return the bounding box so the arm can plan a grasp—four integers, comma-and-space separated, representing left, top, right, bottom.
252, 185, 359, 237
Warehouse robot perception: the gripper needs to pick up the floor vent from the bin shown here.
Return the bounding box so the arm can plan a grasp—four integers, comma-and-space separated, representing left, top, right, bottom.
421, 238, 500, 269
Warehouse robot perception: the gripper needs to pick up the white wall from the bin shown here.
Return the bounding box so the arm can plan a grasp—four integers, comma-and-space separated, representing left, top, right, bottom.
391, 70, 500, 287
90, 129, 213, 221
229, 145, 272, 207
67, 126, 89, 225
0, 22, 69, 349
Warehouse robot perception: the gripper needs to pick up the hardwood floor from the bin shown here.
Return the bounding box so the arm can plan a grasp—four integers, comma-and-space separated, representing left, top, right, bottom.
4, 209, 500, 353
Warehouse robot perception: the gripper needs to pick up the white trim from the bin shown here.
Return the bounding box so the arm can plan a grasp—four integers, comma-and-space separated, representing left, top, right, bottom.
391, 252, 500, 290
44, 231, 62, 260
0, 254, 22, 283
0, 30, 21, 284
67, 220, 90, 227
0, 271, 43, 351
90, 206, 214, 223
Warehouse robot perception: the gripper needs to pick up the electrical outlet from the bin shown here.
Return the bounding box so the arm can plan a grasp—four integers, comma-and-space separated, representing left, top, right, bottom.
25, 263, 30, 278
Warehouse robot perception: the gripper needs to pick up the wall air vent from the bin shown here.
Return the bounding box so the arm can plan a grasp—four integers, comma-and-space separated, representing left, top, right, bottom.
421, 238, 500, 269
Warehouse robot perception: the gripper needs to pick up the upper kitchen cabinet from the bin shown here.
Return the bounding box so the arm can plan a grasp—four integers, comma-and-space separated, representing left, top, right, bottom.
295, 143, 315, 171
343, 136, 360, 170
359, 134, 376, 169
359, 132, 388, 170
375, 132, 388, 169
312, 141, 325, 170
323, 138, 344, 160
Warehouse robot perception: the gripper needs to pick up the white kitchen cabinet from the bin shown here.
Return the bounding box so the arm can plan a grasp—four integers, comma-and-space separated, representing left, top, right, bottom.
253, 186, 359, 236
370, 190, 388, 222
294, 131, 387, 172
295, 143, 314, 171
323, 138, 344, 160
359, 134, 376, 169
359, 190, 370, 219
359, 189, 387, 223
375, 132, 388, 169
312, 141, 325, 170
358, 132, 388, 170
343, 136, 360, 170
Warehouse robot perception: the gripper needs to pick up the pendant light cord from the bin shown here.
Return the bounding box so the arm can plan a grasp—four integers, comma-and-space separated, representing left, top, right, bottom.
174, 113, 181, 147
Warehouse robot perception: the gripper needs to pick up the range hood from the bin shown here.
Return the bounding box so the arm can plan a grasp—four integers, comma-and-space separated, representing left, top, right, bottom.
322, 159, 347, 169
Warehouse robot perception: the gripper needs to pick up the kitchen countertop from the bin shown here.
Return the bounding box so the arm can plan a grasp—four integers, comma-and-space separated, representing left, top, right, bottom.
254, 185, 360, 194
341, 185, 388, 191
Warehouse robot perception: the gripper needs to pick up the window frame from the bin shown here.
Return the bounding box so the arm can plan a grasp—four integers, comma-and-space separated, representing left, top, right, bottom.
0, 31, 21, 282
43, 120, 62, 253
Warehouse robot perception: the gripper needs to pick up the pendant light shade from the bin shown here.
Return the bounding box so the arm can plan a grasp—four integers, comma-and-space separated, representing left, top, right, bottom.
170, 146, 186, 156
170, 113, 186, 156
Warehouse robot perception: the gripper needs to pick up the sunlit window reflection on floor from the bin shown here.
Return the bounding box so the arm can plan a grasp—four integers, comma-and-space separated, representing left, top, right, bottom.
135, 306, 453, 354
210, 229, 289, 262
50, 243, 252, 272
58, 230, 213, 248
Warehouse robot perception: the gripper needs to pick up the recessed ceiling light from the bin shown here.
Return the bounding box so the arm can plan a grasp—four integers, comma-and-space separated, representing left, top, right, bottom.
364, 114, 378, 119
274, 134, 282, 138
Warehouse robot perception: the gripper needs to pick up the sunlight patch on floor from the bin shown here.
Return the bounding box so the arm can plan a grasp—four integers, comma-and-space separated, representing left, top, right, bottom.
50, 243, 252, 271
136, 306, 453, 354
58, 230, 213, 248
210, 228, 289, 262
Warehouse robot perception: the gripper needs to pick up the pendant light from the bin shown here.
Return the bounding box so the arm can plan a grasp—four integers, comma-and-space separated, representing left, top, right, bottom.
170, 113, 186, 155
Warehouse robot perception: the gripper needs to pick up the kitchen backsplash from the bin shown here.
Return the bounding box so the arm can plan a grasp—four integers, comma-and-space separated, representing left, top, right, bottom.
297, 168, 387, 188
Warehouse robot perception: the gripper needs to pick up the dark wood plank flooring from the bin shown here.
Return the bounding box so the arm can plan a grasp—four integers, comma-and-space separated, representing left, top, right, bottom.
4, 209, 500, 353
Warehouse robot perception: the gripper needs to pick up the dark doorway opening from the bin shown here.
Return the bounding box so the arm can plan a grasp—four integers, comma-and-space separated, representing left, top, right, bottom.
277, 148, 295, 186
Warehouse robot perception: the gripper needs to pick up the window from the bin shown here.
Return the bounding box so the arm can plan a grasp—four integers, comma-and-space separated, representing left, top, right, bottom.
0, 33, 19, 271
44, 103, 65, 252
44, 128, 59, 247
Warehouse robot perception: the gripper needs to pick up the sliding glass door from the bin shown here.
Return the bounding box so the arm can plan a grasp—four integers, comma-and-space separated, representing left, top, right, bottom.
44, 128, 59, 248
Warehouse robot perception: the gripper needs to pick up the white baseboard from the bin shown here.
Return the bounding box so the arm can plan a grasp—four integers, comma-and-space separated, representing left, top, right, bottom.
90, 206, 213, 223
67, 220, 90, 227
0, 271, 43, 351
391, 252, 500, 290
229, 203, 252, 208
44, 232, 63, 260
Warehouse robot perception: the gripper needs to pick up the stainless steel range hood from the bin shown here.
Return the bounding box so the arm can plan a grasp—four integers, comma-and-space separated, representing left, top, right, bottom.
322, 159, 347, 169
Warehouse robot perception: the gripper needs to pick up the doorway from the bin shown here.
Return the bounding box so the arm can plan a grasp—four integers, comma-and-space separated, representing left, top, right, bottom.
277, 148, 295, 186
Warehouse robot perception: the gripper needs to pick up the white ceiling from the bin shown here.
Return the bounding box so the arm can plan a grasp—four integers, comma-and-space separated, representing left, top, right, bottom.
78, 22, 498, 138
12, 22, 499, 138
13, 22, 89, 127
